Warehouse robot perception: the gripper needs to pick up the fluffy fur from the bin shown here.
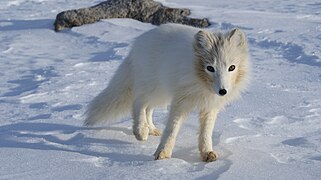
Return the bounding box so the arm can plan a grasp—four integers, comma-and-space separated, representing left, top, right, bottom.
85, 24, 250, 162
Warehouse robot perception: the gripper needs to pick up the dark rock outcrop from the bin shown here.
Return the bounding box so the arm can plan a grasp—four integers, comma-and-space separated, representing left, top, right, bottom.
54, 0, 210, 31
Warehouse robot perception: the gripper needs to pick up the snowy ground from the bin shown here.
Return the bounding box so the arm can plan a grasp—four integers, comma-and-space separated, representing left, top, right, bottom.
1, 0, 321, 179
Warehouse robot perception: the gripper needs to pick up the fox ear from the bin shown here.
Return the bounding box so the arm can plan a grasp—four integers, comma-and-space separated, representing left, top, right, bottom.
228, 28, 246, 47
194, 30, 214, 51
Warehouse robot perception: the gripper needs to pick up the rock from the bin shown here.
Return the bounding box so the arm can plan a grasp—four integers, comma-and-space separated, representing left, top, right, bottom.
54, 0, 210, 31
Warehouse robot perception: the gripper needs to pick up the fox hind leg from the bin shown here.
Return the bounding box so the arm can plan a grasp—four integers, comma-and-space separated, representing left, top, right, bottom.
146, 107, 162, 136
132, 98, 149, 141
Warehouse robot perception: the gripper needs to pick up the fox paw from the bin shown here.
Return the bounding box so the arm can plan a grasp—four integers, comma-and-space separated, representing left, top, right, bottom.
149, 128, 162, 136
154, 149, 171, 160
133, 126, 149, 141
201, 151, 218, 162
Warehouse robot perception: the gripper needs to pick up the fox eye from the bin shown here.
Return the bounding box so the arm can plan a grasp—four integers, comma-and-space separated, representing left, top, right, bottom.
228, 65, 235, 72
206, 66, 215, 72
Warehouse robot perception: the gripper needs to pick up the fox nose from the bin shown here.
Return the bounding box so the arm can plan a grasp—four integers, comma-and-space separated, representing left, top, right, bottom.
219, 89, 227, 96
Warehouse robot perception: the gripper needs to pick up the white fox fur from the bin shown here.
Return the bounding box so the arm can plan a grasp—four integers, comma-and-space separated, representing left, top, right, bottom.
85, 23, 250, 162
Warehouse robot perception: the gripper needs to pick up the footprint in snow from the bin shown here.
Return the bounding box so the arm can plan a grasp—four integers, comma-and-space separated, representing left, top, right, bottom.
281, 137, 312, 148
298, 99, 321, 119
233, 118, 253, 130
249, 37, 321, 67
233, 118, 266, 130
71, 157, 105, 167
51, 104, 83, 112
3, 66, 58, 97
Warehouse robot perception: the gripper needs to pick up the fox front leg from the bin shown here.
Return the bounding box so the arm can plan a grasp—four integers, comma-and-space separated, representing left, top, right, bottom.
154, 97, 192, 160
199, 109, 219, 162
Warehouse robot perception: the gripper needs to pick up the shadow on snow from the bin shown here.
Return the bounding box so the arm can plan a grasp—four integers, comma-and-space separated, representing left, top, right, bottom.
0, 122, 152, 164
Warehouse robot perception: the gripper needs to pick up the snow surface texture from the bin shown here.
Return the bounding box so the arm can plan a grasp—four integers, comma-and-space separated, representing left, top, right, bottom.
0, 0, 321, 179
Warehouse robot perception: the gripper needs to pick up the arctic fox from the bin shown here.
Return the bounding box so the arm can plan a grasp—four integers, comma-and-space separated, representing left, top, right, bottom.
85, 24, 250, 162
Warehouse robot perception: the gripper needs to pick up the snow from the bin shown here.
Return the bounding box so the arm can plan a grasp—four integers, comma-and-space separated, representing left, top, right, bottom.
0, 0, 321, 179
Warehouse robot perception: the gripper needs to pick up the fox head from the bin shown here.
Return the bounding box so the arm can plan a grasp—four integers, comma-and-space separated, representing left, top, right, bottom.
193, 28, 250, 97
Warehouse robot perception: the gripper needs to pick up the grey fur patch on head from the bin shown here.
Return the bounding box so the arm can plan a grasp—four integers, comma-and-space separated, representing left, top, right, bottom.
227, 28, 247, 47
193, 30, 225, 64
193, 28, 248, 65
